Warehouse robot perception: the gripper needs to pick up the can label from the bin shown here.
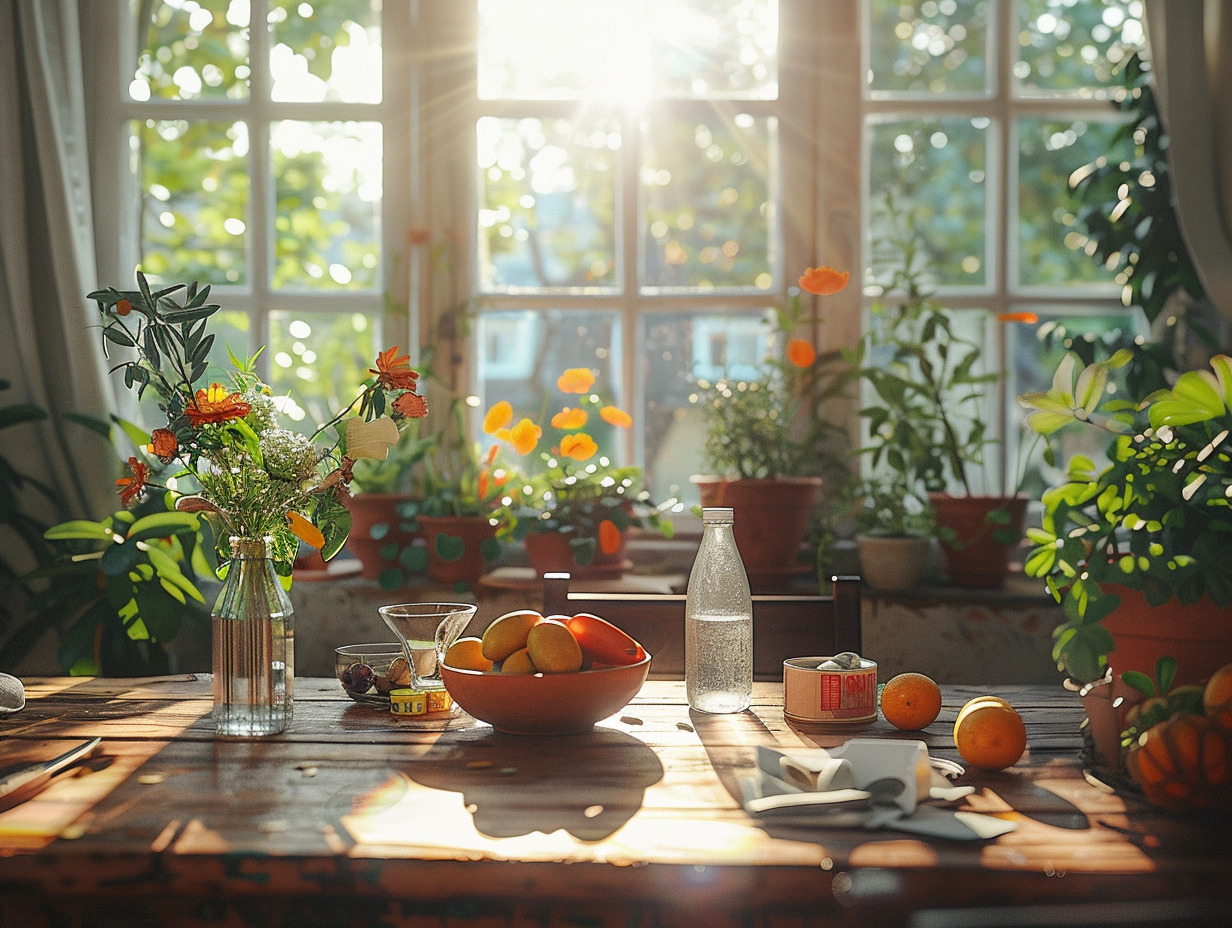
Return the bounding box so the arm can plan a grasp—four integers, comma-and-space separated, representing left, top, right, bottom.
783, 657, 877, 726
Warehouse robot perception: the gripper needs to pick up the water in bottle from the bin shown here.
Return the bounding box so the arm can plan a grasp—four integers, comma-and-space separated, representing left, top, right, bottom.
685, 507, 753, 712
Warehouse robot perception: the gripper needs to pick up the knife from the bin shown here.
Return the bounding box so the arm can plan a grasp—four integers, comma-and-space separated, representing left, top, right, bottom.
0, 738, 102, 810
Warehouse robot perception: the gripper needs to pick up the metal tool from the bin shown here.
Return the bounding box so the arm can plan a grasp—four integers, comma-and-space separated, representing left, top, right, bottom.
0, 738, 102, 809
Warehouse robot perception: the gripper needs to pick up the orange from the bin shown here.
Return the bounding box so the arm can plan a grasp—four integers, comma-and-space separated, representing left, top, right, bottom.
953, 696, 1027, 771
880, 672, 942, 731
1127, 713, 1232, 812
1204, 662, 1232, 731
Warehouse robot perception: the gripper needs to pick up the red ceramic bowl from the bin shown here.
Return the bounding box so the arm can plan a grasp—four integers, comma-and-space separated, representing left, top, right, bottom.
441, 654, 652, 735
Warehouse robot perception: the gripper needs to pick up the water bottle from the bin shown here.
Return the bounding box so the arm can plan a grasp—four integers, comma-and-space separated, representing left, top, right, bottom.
685, 507, 753, 713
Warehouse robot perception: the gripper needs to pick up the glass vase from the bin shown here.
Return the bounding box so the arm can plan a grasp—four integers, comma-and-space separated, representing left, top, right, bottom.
211, 536, 294, 736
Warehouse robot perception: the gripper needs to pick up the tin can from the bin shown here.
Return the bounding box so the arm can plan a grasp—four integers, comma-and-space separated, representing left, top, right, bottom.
389, 688, 427, 716
783, 656, 878, 728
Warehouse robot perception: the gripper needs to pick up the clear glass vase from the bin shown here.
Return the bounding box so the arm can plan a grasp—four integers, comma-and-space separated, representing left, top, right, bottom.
211, 536, 294, 736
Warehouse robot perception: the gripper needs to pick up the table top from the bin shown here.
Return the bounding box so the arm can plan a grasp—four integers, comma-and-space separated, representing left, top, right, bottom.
1, 676, 1228, 927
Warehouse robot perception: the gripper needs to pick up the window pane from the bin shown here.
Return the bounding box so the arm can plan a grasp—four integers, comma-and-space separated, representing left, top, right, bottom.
135, 119, 249, 287
267, 310, 379, 433
477, 118, 618, 292
475, 310, 623, 465
641, 115, 775, 291
131, 0, 249, 101
269, 0, 381, 103
272, 121, 382, 291
1017, 116, 1128, 287
867, 117, 987, 287
644, 311, 771, 503
1014, 0, 1143, 96
477, 0, 777, 102
867, 0, 989, 96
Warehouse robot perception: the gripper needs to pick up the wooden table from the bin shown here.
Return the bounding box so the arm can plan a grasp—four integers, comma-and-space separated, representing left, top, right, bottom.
1, 677, 1228, 927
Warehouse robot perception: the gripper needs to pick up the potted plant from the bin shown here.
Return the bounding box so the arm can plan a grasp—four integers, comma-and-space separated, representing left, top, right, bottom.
1020, 351, 1232, 693
850, 474, 935, 592
848, 198, 1027, 588
692, 266, 853, 589
486, 367, 672, 578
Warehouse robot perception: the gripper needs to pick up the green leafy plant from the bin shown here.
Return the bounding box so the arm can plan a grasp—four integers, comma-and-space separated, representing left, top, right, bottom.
1020, 351, 1232, 682
697, 267, 852, 481
1119, 656, 1206, 750
0, 380, 55, 627
850, 474, 935, 539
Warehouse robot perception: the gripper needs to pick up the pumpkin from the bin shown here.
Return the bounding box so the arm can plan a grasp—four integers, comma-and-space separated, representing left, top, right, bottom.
1204, 662, 1232, 731
1126, 713, 1232, 813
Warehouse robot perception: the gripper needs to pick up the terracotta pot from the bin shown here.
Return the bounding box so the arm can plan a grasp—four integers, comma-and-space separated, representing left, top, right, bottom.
691, 476, 822, 590
418, 515, 499, 585
524, 529, 628, 580
344, 492, 419, 581
855, 534, 931, 591
928, 493, 1027, 589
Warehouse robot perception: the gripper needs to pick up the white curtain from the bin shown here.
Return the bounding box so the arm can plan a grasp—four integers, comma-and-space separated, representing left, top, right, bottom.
0, 0, 113, 540
1147, 0, 1232, 321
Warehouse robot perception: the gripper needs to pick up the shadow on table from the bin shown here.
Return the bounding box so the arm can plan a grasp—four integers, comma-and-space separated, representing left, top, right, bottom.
406, 726, 664, 841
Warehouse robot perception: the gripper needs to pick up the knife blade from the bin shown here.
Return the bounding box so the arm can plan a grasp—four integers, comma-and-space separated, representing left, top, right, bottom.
0, 738, 102, 810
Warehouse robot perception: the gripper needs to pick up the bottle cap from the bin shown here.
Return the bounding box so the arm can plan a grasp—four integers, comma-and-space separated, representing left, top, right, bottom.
701, 507, 734, 522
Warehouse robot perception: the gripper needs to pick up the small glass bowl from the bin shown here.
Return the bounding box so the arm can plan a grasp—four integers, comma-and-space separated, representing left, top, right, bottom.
335, 643, 411, 706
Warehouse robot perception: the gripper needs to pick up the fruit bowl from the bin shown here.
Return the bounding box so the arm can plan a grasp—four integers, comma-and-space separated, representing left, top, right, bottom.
335, 643, 411, 707
440, 653, 652, 735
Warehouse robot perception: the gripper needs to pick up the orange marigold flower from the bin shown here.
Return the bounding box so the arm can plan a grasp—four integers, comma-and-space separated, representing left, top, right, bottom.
552, 407, 589, 430
392, 390, 428, 419
147, 428, 179, 461
599, 405, 633, 428
484, 401, 513, 434
799, 266, 850, 295
598, 519, 622, 555
369, 346, 421, 390
557, 368, 595, 394
998, 311, 1039, 324
559, 433, 598, 461
116, 456, 149, 507
186, 383, 251, 427
286, 511, 325, 550
785, 338, 817, 368
115, 298, 133, 316
500, 418, 542, 456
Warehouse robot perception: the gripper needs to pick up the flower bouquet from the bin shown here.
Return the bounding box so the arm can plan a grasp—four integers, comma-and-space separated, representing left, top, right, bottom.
88, 273, 428, 735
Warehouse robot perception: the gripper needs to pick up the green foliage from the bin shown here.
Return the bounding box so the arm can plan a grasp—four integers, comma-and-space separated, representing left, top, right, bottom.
850, 475, 935, 540
0, 381, 56, 624
1020, 352, 1232, 681
698, 287, 852, 481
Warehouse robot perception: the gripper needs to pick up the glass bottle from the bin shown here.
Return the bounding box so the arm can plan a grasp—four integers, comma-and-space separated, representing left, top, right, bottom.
211, 536, 294, 736
685, 507, 753, 713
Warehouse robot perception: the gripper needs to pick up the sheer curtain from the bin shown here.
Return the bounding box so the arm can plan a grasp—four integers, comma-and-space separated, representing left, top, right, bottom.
1147, 0, 1232, 321
0, 0, 113, 544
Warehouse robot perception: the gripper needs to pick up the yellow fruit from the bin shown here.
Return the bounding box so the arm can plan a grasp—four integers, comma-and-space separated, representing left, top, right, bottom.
526, 619, 584, 673
1127, 713, 1232, 812
443, 637, 492, 672
501, 648, 537, 675
953, 696, 1027, 771
1204, 662, 1232, 731
880, 672, 942, 731
481, 610, 543, 661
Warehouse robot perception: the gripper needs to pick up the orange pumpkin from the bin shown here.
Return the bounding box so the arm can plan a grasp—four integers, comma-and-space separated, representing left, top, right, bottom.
1204, 662, 1232, 731
1126, 713, 1232, 813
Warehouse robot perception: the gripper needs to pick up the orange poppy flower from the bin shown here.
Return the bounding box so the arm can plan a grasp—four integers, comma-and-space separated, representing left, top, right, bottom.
116, 456, 149, 507
599, 405, 633, 428
369, 346, 421, 390
998, 311, 1039, 324
186, 384, 251, 427
484, 401, 513, 434
286, 511, 325, 550
559, 433, 598, 461
557, 368, 595, 394
497, 418, 542, 456
799, 266, 850, 295
598, 519, 622, 555
392, 390, 428, 419
552, 407, 589, 430
147, 428, 179, 461
785, 338, 817, 368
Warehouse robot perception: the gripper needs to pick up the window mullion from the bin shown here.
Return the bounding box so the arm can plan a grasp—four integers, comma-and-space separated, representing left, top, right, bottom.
622, 103, 642, 470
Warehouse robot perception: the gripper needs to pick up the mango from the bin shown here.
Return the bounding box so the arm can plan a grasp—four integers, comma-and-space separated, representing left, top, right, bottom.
443, 637, 492, 672
501, 648, 538, 675
526, 619, 584, 673
481, 609, 543, 661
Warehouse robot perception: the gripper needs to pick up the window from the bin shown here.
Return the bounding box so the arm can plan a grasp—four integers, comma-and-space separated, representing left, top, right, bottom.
89, 1, 1146, 505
